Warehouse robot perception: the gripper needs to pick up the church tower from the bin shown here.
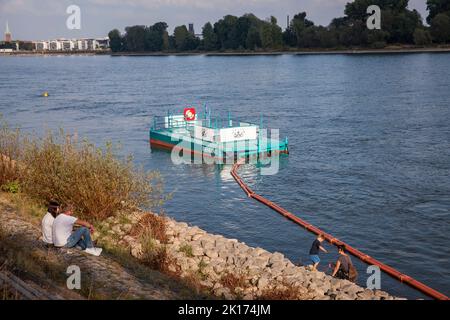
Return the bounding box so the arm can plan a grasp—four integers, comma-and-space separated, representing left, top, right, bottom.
5, 21, 12, 42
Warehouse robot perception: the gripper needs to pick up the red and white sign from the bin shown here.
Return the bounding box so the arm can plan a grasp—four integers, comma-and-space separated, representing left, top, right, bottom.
184, 108, 196, 121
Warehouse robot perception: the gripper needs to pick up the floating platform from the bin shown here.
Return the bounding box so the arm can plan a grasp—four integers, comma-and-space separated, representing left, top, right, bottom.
149, 107, 289, 161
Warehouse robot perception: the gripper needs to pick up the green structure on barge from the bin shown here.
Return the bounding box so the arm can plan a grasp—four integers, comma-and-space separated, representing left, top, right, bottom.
149, 107, 289, 161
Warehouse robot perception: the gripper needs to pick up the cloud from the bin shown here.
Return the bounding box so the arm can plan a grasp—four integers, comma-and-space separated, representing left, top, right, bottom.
0, 0, 429, 40
0, 0, 68, 16
86, 0, 279, 10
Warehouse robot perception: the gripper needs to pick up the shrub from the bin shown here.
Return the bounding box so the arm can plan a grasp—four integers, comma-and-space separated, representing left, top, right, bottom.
220, 272, 247, 293
129, 212, 168, 243
257, 282, 310, 300
1, 181, 20, 193
430, 13, 450, 44
413, 28, 432, 46
0, 119, 165, 222
179, 244, 194, 258
0, 118, 22, 187
140, 232, 177, 274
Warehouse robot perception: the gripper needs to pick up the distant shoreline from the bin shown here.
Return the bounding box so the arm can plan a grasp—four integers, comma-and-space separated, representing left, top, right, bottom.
2, 46, 450, 57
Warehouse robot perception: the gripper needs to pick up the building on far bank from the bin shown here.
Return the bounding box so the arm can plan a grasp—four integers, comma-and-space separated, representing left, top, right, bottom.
1, 21, 109, 52
4, 21, 12, 42
33, 37, 110, 52
188, 23, 195, 35
0, 22, 17, 52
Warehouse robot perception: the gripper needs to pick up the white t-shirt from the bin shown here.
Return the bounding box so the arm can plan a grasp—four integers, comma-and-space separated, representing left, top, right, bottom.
52, 213, 78, 247
41, 212, 55, 244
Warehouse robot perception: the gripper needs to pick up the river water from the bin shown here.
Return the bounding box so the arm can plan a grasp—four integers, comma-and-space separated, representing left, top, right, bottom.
1, 53, 449, 299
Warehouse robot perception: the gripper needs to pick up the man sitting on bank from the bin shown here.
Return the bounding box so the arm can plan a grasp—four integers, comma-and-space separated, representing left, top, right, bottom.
41, 200, 61, 246
52, 205, 102, 256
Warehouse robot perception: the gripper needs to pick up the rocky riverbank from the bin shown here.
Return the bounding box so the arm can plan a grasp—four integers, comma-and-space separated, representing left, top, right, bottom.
96, 210, 405, 300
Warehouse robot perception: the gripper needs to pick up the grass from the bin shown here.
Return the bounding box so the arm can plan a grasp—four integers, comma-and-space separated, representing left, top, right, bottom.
0, 225, 67, 297
196, 259, 209, 281
0, 118, 21, 189
220, 271, 247, 291
5, 193, 47, 225
257, 283, 307, 300
219, 271, 248, 299
0, 118, 165, 222
139, 229, 177, 274
127, 211, 177, 274
179, 244, 194, 258
130, 212, 168, 243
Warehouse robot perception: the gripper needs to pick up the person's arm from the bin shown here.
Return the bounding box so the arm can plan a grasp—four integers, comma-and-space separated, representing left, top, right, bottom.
332, 260, 341, 277
75, 219, 95, 232
320, 246, 328, 253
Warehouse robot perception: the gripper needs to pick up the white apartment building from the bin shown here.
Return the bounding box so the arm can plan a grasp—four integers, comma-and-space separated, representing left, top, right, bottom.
33, 38, 110, 51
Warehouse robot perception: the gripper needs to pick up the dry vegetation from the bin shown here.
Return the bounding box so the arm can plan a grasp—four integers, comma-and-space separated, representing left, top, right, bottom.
257, 283, 308, 300
125, 212, 212, 297
0, 117, 164, 221
129, 212, 168, 244
0, 226, 65, 299
135, 214, 179, 275
220, 272, 247, 293
0, 120, 21, 192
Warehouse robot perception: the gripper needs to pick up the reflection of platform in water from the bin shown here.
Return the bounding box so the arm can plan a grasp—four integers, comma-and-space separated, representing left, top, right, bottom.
149, 108, 289, 161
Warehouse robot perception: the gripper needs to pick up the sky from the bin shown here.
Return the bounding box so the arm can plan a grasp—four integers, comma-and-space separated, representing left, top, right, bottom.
0, 0, 428, 40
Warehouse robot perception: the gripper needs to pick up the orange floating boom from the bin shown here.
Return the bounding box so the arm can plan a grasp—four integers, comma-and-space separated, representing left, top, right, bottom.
230, 162, 449, 300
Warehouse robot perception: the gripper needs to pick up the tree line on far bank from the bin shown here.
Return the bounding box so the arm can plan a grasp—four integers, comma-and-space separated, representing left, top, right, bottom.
108, 0, 450, 53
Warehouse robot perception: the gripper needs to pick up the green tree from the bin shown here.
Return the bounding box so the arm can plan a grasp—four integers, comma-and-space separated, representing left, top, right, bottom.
144, 29, 161, 51
282, 26, 297, 47
214, 15, 240, 50
342, 0, 422, 45
316, 26, 339, 48
261, 23, 273, 49
108, 29, 123, 52
383, 9, 422, 43
18, 41, 33, 51
290, 12, 315, 47
174, 25, 189, 50
124, 25, 146, 51
413, 28, 432, 45
426, 0, 450, 24
173, 25, 200, 51
345, 0, 409, 20
269, 16, 283, 48
184, 34, 201, 51
246, 26, 262, 49
202, 22, 218, 50
143, 22, 168, 52
241, 17, 254, 47
162, 31, 169, 51
430, 13, 450, 43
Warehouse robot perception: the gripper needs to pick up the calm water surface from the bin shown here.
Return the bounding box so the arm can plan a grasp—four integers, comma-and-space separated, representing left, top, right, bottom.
1, 53, 449, 298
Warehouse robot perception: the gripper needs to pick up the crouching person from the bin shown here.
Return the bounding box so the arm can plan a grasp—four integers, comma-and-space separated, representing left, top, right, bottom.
331, 245, 358, 283
52, 205, 102, 256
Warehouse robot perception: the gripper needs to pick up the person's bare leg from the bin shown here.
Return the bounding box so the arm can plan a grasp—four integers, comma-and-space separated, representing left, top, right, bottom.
312, 262, 319, 271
